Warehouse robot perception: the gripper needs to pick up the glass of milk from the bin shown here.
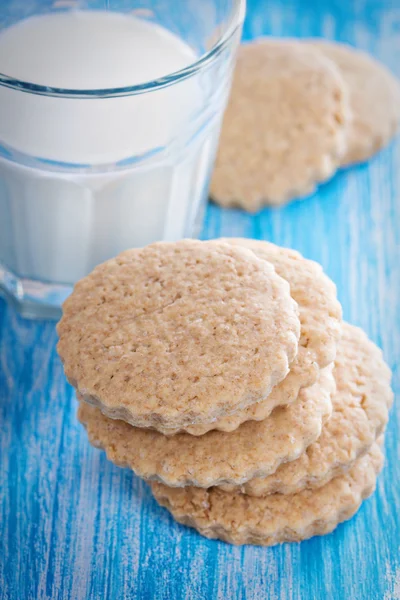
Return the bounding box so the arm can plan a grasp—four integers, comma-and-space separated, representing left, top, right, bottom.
0, 0, 245, 319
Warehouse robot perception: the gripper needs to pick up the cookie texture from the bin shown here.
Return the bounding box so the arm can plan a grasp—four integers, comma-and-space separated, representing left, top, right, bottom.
221, 323, 393, 495
57, 240, 300, 430
309, 40, 400, 164
210, 39, 350, 210
161, 238, 342, 436
151, 444, 383, 546
78, 366, 333, 488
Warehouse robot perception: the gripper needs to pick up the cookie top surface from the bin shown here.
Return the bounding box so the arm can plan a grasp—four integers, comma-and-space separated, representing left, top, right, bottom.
151, 444, 383, 546
78, 365, 333, 488
57, 240, 300, 429
160, 238, 342, 436
210, 39, 350, 210
309, 40, 400, 164
221, 322, 393, 495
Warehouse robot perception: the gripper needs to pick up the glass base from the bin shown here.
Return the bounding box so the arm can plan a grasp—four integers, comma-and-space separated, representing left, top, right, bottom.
0, 187, 209, 321
0, 263, 71, 320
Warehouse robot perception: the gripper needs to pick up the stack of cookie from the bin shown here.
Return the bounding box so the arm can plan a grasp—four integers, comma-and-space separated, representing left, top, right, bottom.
57, 238, 393, 546
211, 39, 400, 211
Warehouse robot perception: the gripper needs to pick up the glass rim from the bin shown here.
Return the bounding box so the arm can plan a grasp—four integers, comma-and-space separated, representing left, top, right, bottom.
0, 0, 246, 99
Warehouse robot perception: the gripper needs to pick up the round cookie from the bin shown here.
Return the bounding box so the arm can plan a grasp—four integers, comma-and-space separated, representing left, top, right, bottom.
210, 39, 350, 211
77, 366, 333, 488
57, 240, 300, 430
161, 238, 342, 436
308, 40, 400, 165
220, 323, 393, 495
151, 443, 384, 546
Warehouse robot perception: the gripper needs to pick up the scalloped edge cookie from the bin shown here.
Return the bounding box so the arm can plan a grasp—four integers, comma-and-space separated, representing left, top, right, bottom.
210, 39, 350, 210
151, 443, 383, 546
78, 365, 333, 488
308, 40, 400, 165
58, 239, 300, 430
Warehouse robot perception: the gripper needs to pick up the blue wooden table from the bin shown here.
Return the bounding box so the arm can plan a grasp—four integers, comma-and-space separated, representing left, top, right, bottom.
1, 1, 399, 598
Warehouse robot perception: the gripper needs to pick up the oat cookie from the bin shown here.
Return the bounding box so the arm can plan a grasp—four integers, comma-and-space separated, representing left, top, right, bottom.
221, 323, 393, 496
162, 239, 341, 436
151, 443, 383, 546
308, 40, 400, 164
210, 39, 350, 211
78, 366, 333, 488
57, 240, 300, 430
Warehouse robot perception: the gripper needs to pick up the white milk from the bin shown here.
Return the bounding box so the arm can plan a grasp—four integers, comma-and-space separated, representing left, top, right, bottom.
0, 11, 223, 284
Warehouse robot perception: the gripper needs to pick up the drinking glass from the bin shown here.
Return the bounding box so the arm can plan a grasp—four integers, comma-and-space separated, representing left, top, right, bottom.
0, 0, 245, 318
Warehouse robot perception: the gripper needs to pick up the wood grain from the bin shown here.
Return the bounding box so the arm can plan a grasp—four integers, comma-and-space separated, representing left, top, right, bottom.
1, 0, 399, 598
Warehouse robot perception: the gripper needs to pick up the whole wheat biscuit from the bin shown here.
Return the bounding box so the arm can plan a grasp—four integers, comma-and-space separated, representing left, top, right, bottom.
308, 40, 400, 165
151, 443, 383, 546
160, 239, 341, 436
210, 39, 350, 211
78, 366, 333, 488
57, 240, 300, 430
220, 323, 393, 496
